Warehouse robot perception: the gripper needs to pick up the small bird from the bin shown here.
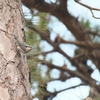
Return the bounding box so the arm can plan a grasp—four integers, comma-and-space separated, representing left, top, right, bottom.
13, 35, 32, 53
16, 39, 32, 53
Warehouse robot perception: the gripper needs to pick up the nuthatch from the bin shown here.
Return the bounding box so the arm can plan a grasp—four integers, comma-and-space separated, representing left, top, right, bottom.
14, 35, 32, 53
16, 40, 32, 53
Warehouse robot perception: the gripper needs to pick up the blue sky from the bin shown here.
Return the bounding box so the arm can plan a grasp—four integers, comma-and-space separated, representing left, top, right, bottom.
22, 0, 100, 100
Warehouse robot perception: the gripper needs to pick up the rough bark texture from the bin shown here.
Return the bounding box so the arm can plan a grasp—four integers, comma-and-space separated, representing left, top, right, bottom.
0, 0, 31, 100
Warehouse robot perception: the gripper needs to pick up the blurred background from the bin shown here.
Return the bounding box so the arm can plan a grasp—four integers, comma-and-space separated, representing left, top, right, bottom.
22, 0, 100, 100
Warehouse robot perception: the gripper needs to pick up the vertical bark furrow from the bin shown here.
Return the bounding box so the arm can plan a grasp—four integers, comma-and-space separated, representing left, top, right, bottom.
0, 0, 31, 100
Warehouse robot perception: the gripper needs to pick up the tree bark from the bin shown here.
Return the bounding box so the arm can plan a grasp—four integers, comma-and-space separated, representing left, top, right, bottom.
0, 0, 31, 100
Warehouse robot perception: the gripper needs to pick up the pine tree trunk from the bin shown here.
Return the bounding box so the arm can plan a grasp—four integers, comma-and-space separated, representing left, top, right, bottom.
0, 0, 31, 100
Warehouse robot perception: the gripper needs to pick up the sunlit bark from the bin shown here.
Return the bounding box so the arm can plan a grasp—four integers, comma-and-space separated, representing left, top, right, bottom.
0, 0, 31, 100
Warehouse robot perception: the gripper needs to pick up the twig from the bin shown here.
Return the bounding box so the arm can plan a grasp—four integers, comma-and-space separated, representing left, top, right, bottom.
74, 0, 100, 19
38, 60, 94, 84
86, 30, 100, 37
61, 39, 87, 48
51, 83, 87, 94
27, 50, 54, 59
